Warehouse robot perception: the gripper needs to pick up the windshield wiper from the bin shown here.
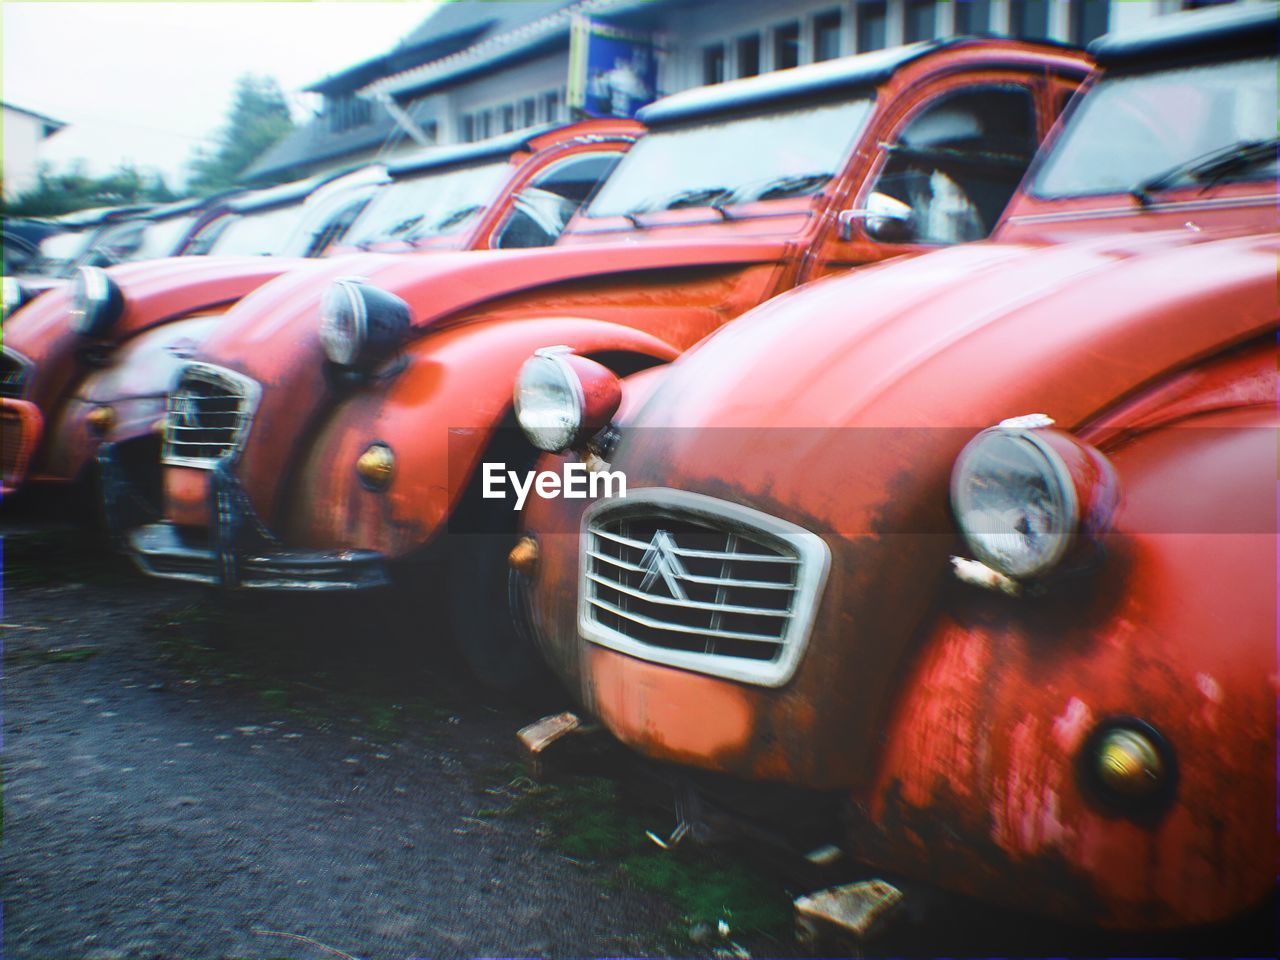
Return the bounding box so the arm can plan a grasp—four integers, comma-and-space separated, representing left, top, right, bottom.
1131, 137, 1279, 207
736, 171, 833, 203
663, 187, 733, 210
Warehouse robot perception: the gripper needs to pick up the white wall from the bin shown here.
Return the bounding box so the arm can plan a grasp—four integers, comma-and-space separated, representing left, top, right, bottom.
3, 108, 50, 200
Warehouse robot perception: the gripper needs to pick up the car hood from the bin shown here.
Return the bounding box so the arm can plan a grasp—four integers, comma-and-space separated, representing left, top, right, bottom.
194, 238, 791, 365
4, 255, 312, 415
79, 314, 224, 403
614, 229, 1278, 539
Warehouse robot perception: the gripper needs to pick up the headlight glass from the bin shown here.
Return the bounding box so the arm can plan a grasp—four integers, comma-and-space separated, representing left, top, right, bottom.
69, 265, 123, 337
951, 429, 1076, 579
514, 349, 583, 453
319, 278, 366, 367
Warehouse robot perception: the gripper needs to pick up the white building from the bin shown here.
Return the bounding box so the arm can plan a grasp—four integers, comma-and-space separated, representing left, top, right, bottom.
2, 102, 67, 200
248, 0, 1264, 183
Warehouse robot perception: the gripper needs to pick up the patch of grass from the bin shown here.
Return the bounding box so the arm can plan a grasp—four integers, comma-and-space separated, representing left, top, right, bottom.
3, 644, 99, 665
1, 528, 132, 587
502, 771, 792, 946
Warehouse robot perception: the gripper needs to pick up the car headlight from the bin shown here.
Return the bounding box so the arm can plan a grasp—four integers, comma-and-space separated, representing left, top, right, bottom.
318, 277, 411, 372
514, 346, 621, 453
2, 276, 27, 319
69, 266, 125, 337
950, 417, 1119, 580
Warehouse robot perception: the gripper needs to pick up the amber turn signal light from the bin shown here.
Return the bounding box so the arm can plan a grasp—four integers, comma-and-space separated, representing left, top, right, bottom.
86, 405, 117, 435
1096, 728, 1164, 797
508, 536, 539, 577
355, 443, 395, 490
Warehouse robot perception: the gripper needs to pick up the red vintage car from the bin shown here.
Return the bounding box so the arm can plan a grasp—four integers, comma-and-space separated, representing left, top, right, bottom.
512, 4, 1277, 931
124, 39, 1089, 690
0, 119, 639, 514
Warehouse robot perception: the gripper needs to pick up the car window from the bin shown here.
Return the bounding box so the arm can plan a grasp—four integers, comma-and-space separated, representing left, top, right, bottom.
342, 161, 510, 247
587, 97, 874, 217
494, 152, 625, 249
1032, 56, 1276, 198
867, 85, 1038, 244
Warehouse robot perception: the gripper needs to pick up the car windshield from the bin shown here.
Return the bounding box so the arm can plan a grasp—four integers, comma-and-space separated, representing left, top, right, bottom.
342, 161, 510, 246
586, 97, 874, 217
122, 214, 199, 261
202, 204, 305, 257
1033, 56, 1277, 198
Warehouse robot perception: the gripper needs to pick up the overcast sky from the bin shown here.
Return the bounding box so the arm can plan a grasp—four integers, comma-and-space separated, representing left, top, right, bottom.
3, 2, 438, 187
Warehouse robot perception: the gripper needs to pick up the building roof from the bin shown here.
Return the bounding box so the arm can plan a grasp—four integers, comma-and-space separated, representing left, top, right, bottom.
242, 97, 439, 184
359, 0, 676, 100
1090, 2, 1278, 66
2, 101, 67, 136
306, 1, 576, 96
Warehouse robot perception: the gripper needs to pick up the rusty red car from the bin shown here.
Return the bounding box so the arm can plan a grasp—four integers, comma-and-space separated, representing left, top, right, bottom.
512, 4, 1277, 932
123, 39, 1089, 690
0, 119, 640, 516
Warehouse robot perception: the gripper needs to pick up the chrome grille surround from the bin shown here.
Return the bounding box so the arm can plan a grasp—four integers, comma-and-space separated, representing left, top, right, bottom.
161, 362, 262, 468
0, 346, 33, 400
580, 487, 830, 687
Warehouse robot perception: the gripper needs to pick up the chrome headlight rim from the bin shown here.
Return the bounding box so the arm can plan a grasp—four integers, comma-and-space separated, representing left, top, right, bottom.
69, 265, 124, 337
318, 276, 410, 373
950, 423, 1080, 581
513, 346, 586, 453
2, 276, 26, 319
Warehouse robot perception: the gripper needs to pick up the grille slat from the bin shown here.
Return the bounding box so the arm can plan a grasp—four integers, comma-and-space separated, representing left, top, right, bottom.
586, 596, 788, 644
161, 363, 261, 468
586, 573, 791, 618
586, 548, 795, 590
0, 348, 32, 401
581, 490, 830, 686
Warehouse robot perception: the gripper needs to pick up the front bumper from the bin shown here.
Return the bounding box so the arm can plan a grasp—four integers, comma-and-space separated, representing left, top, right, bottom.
122, 458, 388, 591
128, 522, 389, 590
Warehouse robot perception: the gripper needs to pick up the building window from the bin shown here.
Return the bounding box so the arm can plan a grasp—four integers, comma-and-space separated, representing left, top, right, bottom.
703, 43, 727, 84
326, 95, 373, 134
856, 1, 888, 52
1183, 0, 1237, 7
543, 91, 560, 122
522, 98, 537, 127
462, 114, 476, 142
954, 0, 991, 34
477, 111, 492, 139
773, 21, 801, 70
736, 34, 761, 77
1069, 0, 1109, 44
1010, 0, 1051, 39
904, 0, 936, 42
501, 105, 516, 134
813, 10, 843, 62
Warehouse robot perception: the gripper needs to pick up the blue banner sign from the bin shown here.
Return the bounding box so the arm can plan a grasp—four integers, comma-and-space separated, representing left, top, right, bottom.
567, 15, 658, 119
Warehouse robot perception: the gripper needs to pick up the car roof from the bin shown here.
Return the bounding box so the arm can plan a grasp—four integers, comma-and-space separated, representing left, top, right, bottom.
387, 122, 560, 178
1090, 2, 1277, 67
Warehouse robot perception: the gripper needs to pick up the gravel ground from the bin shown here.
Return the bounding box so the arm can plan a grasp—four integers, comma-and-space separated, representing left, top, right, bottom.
1, 528, 696, 960
3, 525, 1273, 960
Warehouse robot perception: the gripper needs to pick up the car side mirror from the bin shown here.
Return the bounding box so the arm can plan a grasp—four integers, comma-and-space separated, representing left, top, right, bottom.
838, 192, 916, 243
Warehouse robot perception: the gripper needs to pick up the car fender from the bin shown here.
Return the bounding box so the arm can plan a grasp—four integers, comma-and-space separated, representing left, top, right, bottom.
857, 403, 1276, 928
277, 317, 680, 556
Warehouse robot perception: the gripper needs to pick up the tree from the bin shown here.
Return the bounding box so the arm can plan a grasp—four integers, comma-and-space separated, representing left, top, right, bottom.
186, 74, 294, 194
3, 160, 176, 218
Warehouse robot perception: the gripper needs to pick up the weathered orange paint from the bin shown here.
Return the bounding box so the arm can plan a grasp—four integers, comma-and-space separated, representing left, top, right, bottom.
142, 40, 1087, 565
164, 467, 209, 528
519, 20, 1278, 929
3, 119, 643, 505
0, 399, 42, 493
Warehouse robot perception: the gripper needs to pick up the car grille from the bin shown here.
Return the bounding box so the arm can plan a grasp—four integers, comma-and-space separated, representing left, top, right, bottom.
0, 348, 32, 400
0, 403, 37, 487
580, 488, 829, 686
161, 363, 260, 468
